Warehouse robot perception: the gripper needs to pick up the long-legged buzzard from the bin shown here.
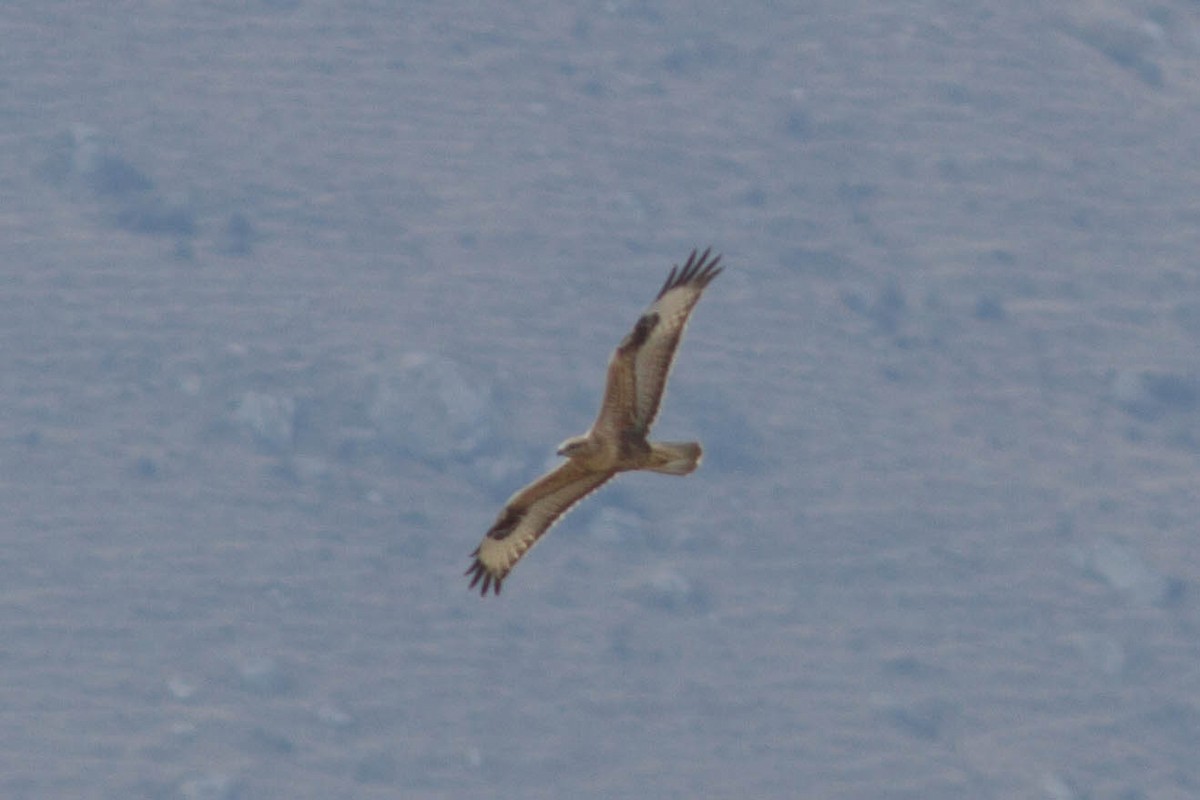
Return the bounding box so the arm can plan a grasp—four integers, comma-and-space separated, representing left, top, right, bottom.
466, 249, 722, 595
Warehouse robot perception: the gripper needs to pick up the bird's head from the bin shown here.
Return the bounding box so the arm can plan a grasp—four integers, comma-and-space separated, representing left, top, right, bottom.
556, 435, 592, 458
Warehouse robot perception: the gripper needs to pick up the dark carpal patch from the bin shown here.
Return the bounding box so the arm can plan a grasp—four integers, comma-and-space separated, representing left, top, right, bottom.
623, 312, 660, 350
487, 506, 525, 540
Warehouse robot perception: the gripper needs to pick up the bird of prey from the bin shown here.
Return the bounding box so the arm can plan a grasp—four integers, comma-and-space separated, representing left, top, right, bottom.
466, 248, 722, 595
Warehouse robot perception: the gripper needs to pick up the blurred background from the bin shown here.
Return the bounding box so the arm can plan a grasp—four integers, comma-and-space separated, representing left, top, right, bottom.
3, 1, 1199, 797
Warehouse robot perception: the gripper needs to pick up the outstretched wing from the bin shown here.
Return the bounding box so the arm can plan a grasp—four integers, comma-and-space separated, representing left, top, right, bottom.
590, 337, 640, 439
608, 248, 722, 434
466, 460, 616, 595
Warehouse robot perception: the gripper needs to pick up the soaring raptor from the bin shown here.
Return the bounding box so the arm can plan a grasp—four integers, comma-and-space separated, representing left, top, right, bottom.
466, 248, 722, 595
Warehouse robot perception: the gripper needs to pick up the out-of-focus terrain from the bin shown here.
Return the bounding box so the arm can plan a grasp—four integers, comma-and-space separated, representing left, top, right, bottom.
2, 2, 1200, 798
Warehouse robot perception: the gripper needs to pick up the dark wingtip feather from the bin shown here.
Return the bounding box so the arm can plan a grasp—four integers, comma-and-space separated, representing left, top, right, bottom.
658, 247, 723, 299
465, 556, 503, 597
458, 561, 496, 597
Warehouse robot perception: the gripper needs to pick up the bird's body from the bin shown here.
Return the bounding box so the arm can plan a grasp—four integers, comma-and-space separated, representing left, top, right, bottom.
466, 248, 723, 595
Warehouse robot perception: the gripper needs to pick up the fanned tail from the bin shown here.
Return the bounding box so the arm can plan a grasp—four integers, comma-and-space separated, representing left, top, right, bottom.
646, 441, 702, 475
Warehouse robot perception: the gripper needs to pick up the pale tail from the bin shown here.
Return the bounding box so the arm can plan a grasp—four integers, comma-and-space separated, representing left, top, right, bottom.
647, 441, 702, 475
